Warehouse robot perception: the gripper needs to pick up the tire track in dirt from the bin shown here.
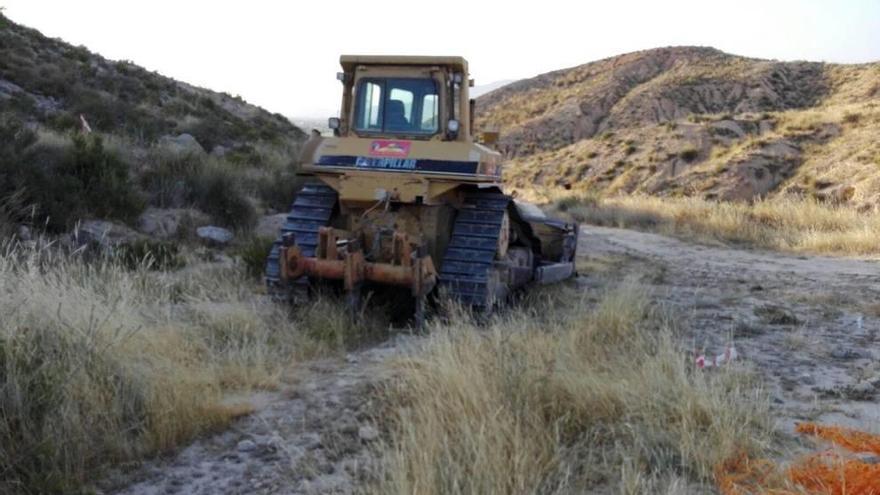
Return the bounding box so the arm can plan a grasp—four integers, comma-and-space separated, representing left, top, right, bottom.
579, 225, 880, 441
102, 338, 413, 495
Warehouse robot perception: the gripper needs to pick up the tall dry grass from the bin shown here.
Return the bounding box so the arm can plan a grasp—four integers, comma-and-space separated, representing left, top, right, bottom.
375, 283, 773, 494
551, 193, 880, 256
0, 241, 314, 493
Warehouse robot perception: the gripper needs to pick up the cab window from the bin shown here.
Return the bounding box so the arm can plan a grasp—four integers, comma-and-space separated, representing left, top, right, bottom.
354, 78, 439, 135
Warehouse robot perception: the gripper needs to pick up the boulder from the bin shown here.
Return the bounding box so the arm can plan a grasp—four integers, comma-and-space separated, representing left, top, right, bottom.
138, 208, 210, 239
0, 78, 24, 99
159, 133, 205, 155
236, 439, 257, 453
16, 225, 32, 242
710, 120, 746, 139
196, 225, 233, 245
75, 220, 142, 247
358, 425, 379, 442
255, 213, 287, 239
210, 145, 229, 157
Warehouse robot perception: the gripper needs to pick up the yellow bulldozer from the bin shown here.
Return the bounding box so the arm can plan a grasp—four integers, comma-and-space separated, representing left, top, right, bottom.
266, 55, 578, 326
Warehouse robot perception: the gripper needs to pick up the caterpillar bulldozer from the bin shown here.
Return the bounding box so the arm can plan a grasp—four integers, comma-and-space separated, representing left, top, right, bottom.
265, 55, 578, 326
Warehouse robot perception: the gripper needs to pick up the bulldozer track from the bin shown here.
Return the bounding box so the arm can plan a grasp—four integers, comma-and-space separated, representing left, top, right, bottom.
265, 183, 337, 295
439, 191, 511, 307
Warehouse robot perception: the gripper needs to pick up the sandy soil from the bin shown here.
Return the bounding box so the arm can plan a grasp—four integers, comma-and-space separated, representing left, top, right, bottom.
100, 338, 415, 495
104, 225, 880, 493
579, 226, 880, 440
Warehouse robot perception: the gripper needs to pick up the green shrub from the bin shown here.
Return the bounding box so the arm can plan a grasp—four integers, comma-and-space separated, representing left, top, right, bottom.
141, 150, 256, 229
0, 119, 145, 232
679, 147, 700, 162
555, 193, 599, 212
842, 112, 861, 125
140, 149, 204, 207
189, 163, 256, 230
184, 115, 247, 152
0, 190, 28, 238
235, 235, 275, 278
253, 169, 304, 211
65, 134, 144, 220
114, 239, 185, 271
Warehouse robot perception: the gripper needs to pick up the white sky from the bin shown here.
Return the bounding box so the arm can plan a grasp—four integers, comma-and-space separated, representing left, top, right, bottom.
3, 0, 879, 118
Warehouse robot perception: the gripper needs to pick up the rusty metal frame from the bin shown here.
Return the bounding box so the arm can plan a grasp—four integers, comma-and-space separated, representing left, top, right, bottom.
280, 227, 437, 298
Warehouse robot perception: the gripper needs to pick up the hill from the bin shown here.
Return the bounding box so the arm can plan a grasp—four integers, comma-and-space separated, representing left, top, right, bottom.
0, 13, 303, 152
0, 12, 306, 233
477, 46, 880, 206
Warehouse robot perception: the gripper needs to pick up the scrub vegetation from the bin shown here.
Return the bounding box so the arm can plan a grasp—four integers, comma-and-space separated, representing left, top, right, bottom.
0, 239, 358, 494
373, 284, 774, 494
547, 192, 880, 256
0, 12, 306, 234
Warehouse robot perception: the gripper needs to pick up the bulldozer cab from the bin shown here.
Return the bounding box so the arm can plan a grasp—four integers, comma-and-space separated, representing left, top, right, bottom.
333, 56, 472, 143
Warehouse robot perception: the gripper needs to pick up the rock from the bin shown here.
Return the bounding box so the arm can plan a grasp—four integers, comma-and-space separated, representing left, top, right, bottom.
753, 305, 800, 325
210, 145, 228, 157
75, 220, 141, 247
159, 133, 205, 155
847, 381, 876, 400
255, 213, 287, 239
236, 439, 257, 453
138, 208, 181, 238
0, 78, 24, 99
855, 453, 880, 465
196, 226, 233, 245
710, 120, 746, 138
358, 425, 379, 442
830, 346, 864, 360
138, 208, 209, 239
16, 225, 32, 242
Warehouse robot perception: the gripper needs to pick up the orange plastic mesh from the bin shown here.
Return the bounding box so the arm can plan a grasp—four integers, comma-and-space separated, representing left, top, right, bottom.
715, 451, 788, 495
787, 453, 880, 495
795, 422, 880, 457
715, 423, 880, 495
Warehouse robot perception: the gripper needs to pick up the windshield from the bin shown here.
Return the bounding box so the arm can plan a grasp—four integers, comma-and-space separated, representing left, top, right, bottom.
354, 78, 439, 135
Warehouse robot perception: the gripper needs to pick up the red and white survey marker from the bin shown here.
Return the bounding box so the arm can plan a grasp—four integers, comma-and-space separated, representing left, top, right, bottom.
695, 346, 738, 369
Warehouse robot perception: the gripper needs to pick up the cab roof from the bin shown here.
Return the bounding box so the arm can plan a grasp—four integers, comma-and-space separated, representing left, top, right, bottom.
340, 55, 467, 73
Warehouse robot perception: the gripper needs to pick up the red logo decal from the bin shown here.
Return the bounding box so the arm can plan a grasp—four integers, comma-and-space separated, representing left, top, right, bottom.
369, 140, 411, 157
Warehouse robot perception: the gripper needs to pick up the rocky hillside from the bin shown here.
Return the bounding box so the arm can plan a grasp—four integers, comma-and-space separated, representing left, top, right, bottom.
477, 47, 880, 206
0, 13, 303, 152
0, 13, 307, 236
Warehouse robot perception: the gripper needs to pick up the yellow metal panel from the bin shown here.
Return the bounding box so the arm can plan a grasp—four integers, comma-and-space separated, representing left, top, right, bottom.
340, 55, 467, 72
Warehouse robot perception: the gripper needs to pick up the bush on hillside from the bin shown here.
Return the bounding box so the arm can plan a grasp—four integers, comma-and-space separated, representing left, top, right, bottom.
235, 235, 275, 278
0, 16, 303, 149
188, 163, 257, 230
0, 117, 145, 231
114, 239, 185, 271
253, 168, 304, 211
140, 149, 256, 229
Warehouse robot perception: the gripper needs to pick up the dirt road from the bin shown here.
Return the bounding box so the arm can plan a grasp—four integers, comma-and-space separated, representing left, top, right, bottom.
101, 339, 412, 495
105, 226, 880, 493
579, 225, 880, 438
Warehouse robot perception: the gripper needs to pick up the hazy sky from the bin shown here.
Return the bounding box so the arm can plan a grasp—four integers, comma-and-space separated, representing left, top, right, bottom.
3, 0, 879, 118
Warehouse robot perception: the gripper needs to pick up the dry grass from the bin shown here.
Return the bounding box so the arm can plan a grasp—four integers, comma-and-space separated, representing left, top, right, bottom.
0, 241, 321, 493
548, 192, 880, 256
374, 283, 773, 494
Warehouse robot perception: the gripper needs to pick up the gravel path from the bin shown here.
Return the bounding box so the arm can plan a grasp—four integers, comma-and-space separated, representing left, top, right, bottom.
103, 338, 414, 495
579, 225, 880, 437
